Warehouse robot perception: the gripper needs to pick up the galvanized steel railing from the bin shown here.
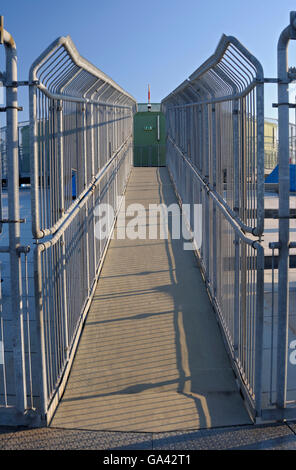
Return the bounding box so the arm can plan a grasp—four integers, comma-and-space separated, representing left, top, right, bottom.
29, 36, 136, 422
273, 11, 296, 420
0, 121, 30, 184
0, 18, 34, 425
0, 249, 33, 410
162, 34, 265, 419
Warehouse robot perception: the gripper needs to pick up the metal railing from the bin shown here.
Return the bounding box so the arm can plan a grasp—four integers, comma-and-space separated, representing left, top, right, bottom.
29, 35, 136, 422
0, 17, 35, 426
0, 250, 33, 410
162, 34, 265, 419
0, 121, 30, 184
270, 11, 296, 421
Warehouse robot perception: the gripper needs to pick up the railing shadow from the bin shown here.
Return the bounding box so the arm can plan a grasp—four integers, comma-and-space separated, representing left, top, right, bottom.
51, 167, 250, 432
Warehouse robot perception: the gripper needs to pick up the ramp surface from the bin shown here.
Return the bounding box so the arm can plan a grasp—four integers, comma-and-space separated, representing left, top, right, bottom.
51, 168, 251, 432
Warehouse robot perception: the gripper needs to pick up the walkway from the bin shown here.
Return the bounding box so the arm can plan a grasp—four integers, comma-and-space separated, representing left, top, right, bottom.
51, 167, 251, 432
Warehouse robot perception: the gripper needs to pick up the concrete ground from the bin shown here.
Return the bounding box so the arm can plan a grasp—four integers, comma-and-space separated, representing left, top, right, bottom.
50, 167, 250, 433
1, 421, 296, 449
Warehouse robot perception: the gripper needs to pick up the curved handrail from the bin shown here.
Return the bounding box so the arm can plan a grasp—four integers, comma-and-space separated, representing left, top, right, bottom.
29, 35, 137, 109
162, 34, 263, 108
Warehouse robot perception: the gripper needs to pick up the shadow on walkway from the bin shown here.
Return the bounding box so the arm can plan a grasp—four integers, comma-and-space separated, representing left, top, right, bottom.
50, 167, 251, 432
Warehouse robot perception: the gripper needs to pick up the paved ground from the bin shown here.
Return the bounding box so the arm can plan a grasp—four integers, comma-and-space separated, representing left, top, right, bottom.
50, 167, 250, 432
1, 421, 296, 449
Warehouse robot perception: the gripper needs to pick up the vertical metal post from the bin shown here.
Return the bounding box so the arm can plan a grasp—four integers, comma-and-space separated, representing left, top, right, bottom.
198, 106, 203, 173
90, 101, 97, 268
211, 104, 217, 296
198, 106, 203, 260
29, 81, 41, 239
254, 67, 265, 416
233, 99, 240, 356
254, 244, 264, 416
276, 12, 296, 410
34, 246, 48, 416
233, 100, 240, 220
234, 235, 240, 358
57, 99, 69, 359
29, 60, 48, 419
256, 79, 265, 237
3, 26, 27, 413
240, 97, 247, 369
82, 104, 90, 295
203, 104, 210, 280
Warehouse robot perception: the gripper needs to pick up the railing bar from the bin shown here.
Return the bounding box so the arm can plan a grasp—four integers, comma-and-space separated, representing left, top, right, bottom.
24, 252, 33, 409
42, 54, 73, 88
228, 43, 258, 75
0, 306, 7, 407
169, 136, 259, 236
37, 47, 68, 82
224, 48, 255, 83
38, 134, 132, 243
270, 246, 276, 404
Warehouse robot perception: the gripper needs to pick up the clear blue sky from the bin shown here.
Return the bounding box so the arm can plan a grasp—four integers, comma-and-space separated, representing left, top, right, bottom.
1, 0, 296, 123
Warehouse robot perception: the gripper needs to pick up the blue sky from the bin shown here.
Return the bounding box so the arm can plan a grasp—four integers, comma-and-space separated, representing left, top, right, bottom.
1, 0, 296, 123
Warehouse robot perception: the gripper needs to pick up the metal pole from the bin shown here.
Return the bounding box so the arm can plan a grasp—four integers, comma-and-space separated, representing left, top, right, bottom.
211, 104, 217, 297
203, 104, 210, 280
256, 79, 265, 237
29, 81, 42, 239
254, 245, 264, 416
2, 21, 27, 412
240, 97, 247, 370
89, 101, 97, 273
82, 104, 90, 296
233, 99, 240, 357
57, 99, 69, 359
34, 246, 48, 416
276, 12, 296, 411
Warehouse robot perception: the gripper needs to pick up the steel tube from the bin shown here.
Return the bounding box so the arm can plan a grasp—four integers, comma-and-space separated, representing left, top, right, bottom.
276, 12, 296, 411
3, 28, 27, 413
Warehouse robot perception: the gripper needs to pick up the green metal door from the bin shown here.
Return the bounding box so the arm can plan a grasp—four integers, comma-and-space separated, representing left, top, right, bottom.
133, 110, 166, 166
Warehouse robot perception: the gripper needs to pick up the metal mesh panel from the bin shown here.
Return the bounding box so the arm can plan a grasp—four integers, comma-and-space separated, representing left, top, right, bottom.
162, 35, 265, 417
29, 35, 136, 416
